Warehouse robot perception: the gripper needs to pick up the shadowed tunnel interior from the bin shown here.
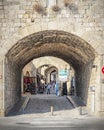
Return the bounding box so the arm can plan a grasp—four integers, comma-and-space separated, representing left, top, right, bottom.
5, 30, 95, 115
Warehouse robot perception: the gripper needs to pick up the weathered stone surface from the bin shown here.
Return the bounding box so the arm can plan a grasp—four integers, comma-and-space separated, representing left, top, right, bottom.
0, 0, 104, 116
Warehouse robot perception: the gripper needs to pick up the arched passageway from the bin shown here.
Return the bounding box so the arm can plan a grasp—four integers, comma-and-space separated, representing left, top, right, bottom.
45, 66, 58, 83
5, 30, 95, 115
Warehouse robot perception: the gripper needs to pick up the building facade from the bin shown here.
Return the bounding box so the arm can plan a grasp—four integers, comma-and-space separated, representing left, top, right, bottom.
0, 0, 104, 116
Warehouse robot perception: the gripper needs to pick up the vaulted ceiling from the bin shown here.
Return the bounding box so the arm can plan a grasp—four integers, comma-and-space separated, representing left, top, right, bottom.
6, 30, 95, 70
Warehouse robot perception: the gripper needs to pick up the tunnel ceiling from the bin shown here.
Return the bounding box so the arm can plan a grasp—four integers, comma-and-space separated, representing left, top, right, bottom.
45, 66, 58, 74
6, 30, 95, 70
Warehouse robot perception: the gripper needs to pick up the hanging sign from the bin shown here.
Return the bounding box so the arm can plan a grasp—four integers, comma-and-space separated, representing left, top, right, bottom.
102, 66, 104, 74
59, 69, 69, 82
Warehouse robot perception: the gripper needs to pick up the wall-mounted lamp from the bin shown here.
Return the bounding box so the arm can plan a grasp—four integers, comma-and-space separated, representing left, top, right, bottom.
92, 65, 97, 68
92, 65, 97, 71
31, 18, 34, 22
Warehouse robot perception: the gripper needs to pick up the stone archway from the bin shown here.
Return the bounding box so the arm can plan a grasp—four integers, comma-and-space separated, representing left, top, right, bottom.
45, 66, 58, 83
4, 30, 95, 115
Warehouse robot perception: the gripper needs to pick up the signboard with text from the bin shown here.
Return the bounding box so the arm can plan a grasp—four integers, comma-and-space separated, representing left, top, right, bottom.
59, 69, 69, 82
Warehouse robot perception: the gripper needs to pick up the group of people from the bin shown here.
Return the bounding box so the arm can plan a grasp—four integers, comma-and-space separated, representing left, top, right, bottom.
45, 82, 60, 95
24, 77, 74, 96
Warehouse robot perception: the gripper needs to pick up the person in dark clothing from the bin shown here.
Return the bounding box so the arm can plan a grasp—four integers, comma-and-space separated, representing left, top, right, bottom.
63, 82, 67, 95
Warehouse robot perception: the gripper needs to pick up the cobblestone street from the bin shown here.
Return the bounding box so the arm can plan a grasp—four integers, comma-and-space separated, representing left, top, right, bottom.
23, 94, 78, 117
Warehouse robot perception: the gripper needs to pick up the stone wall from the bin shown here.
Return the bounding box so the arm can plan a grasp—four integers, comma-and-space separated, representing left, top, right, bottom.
0, 0, 104, 56
0, 0, 104, 116
4, 58, 21, 115
23, 62, 36, 77
0, 60, 4, 116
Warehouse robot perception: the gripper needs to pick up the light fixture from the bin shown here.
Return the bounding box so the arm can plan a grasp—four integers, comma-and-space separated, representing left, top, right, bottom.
92, 65, 97, 71
92, 65, 97, 68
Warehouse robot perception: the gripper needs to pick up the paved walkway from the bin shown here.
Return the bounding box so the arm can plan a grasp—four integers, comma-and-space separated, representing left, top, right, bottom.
23, 94, 79, 117
8, 90, 91, 118
3, 93, 104, 129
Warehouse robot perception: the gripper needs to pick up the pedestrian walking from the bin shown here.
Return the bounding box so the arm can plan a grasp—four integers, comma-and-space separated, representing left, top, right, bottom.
55, 82, 59, 96
47, 83, 51, 94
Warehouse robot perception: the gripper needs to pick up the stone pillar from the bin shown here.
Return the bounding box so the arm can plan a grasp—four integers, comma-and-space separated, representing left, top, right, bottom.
47, 73, 50, 83
0, 60, 5, 116
67, 81, 70, 95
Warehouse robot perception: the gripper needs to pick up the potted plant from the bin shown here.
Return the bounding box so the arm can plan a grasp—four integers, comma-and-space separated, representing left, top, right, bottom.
33, 3, 47, 15
63, 0, 73, 7
51, 5, 61, 13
